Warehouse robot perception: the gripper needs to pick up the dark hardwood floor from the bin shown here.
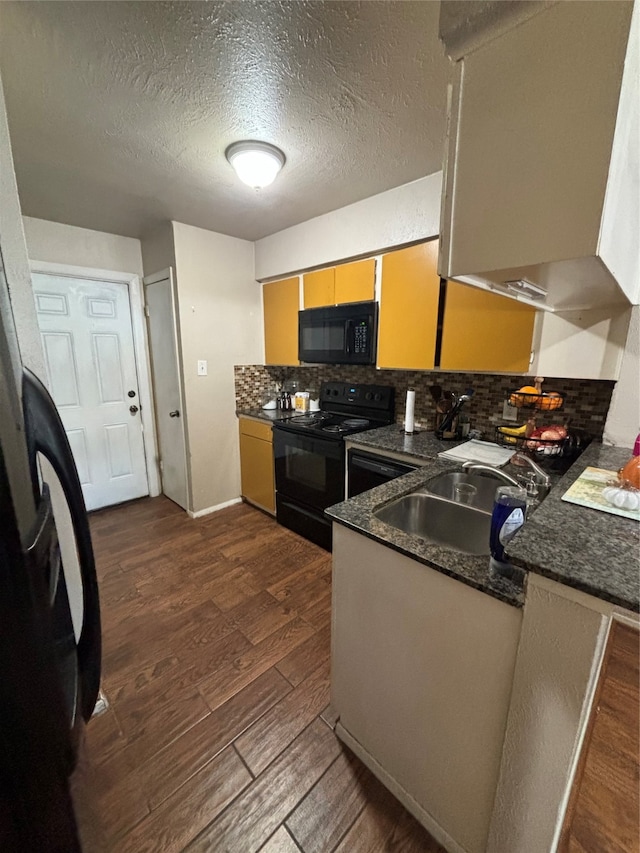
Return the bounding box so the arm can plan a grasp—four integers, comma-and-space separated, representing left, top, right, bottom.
73, 496, 444, 852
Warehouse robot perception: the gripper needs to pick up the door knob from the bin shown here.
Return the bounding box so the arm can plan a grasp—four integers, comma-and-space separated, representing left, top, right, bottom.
129, 405, 139, 414
169, 410, 180, 418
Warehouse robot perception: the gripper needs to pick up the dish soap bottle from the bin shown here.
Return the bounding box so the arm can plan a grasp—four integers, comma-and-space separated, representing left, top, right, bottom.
489, 485, 527, 576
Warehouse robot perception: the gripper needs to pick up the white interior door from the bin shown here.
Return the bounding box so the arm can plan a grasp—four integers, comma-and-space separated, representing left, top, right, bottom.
144, 274, 189, 511
33, 273, 149, 511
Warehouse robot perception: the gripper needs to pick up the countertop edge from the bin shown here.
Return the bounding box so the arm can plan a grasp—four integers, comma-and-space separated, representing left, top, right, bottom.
328, 438, 640, 614
326, 458, 527, 609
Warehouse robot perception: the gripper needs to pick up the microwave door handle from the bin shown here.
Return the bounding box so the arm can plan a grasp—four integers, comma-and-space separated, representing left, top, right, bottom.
345, 320, 353, 354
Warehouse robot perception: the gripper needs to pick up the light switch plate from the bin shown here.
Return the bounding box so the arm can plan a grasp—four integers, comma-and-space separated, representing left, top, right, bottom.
502, 400, 518, 422
197, 360, 208, 376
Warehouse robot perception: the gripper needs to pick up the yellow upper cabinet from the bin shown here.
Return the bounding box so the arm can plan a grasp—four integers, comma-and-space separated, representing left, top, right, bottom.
263, 277, 299, 366
303, 259, 376, 308
335, 259, 376, 304
303, 268, 335, 308
439, 281, 536, 372
377, 241, 441, 370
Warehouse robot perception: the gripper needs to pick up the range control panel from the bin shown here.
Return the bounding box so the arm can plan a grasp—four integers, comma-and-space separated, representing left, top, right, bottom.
321, 382, 395, 414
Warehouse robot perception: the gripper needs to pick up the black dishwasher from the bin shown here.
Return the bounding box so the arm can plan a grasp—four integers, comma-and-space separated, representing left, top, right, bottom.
347, 449, 418, 498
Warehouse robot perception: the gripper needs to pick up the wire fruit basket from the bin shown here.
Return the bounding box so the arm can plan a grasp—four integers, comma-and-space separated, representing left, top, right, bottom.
507, 389, 565, 411
495, 426, 590, 461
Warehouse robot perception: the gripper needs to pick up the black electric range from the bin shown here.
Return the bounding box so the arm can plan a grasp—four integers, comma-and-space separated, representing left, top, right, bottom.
272, 382, 395, 550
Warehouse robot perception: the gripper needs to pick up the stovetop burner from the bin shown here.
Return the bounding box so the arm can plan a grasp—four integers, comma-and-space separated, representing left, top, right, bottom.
343, 418, 370, 428
293, 414, 324, 426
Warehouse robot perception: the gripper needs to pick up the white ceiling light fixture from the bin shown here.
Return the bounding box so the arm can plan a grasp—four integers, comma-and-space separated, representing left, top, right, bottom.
225, 140, 286, 189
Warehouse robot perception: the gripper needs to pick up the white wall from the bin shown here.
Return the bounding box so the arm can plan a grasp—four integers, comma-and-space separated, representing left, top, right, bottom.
531, 305, 631, 381
0, 78, 85, 638
22, 215, 143, 277
140, 221, 176, 278
254, 173, 442, 280
171, 221, 261, 514
604, 304, 640, 446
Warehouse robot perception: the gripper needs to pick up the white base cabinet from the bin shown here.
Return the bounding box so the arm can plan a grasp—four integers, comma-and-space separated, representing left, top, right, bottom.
331, 525, 522, 853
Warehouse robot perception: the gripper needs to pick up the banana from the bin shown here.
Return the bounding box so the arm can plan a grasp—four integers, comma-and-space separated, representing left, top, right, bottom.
498, 424, 527, 437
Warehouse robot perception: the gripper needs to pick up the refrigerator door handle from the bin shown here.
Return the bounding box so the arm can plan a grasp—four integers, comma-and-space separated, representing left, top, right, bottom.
21, 368, 101, 722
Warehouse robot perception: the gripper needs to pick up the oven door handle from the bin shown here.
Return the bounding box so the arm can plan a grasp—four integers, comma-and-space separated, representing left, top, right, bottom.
274, 429, 344, 461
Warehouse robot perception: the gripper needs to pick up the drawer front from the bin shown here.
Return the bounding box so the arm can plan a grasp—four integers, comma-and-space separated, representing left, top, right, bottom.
238, 417, 273, 443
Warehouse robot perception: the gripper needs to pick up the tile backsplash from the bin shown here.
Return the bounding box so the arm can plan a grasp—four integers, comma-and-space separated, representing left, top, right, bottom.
234, 364, 615, 440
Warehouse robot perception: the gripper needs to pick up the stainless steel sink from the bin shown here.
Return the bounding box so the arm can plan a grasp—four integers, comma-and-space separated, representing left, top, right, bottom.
421, 471, 505, 513
373, 469, 512, 555
374, 493, 492, 555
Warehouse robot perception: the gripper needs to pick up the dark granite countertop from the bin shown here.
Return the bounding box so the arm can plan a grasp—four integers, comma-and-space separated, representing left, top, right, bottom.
508, 443, 639, 612
326, 456, 527, 609
327, 440, 640, 613
237, 408, 308, 423
345, 424, 463, 461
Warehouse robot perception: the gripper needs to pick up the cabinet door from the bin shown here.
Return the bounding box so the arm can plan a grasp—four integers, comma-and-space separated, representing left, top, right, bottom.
303, 268, 335, 309
377, 241, 440, 370
239, 421, 275, 513
559, 620, 639, 852
335, 259, 375, 304
263, 277, 299, 366
440, 281, 535, 372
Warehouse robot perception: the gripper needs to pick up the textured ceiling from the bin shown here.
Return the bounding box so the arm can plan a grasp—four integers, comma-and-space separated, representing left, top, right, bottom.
0, 1, 452, 241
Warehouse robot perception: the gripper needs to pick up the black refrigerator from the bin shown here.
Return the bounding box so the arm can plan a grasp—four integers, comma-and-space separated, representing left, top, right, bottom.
0, 246, 101, 849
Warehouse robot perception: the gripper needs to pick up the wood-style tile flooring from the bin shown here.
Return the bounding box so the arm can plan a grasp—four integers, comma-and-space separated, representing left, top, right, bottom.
73, 496, 444, 852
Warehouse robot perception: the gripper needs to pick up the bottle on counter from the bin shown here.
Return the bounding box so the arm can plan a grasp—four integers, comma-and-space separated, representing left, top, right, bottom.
489, 485, 527, 576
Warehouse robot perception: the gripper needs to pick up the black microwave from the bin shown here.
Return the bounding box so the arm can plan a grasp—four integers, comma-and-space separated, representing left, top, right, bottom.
298, 301, 378, 365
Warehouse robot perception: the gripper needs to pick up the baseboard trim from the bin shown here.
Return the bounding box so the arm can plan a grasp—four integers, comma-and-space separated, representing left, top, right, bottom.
335, 722, 468, 853
187, 497, 242, 519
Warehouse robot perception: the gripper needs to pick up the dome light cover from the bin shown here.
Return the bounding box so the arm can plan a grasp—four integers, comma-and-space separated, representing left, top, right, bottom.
225, 140, 286, 188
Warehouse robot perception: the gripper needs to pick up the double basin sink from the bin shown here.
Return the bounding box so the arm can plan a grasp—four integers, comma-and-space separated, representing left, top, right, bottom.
374, 470, 513, 556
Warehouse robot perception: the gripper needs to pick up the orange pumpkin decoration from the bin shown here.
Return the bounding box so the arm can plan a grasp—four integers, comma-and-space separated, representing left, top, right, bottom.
618, 455, 640, 490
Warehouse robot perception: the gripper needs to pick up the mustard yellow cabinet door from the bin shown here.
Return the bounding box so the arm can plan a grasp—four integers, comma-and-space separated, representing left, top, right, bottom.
239, 422, 275, 513
335, 259, 375, 304
303, 268, 335, 308
440, 281, 536, 372
378, 242, 440, 370
263, 277, 299, 366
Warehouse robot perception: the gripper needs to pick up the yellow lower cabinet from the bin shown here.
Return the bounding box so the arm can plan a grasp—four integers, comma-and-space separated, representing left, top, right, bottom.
263, 277, 300, 366
377, 241, 440, 369
440, 281, 536, 372
238, 418, 275, 514
335, 258, 375, 304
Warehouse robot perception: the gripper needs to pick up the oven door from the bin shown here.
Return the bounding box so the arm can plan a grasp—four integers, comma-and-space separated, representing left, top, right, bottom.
273, 427, 345, 510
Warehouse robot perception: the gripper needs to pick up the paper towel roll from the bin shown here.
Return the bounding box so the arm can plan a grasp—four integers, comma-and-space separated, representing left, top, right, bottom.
404, 389, 415, 434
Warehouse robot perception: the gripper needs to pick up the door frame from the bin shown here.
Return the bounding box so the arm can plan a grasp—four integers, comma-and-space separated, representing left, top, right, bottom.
143, 267, 192, 512
29, 260, 161, 500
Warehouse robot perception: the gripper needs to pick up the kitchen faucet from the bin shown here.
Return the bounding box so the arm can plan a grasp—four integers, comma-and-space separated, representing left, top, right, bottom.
511, 452, 551, 489
460, 462, 521, 489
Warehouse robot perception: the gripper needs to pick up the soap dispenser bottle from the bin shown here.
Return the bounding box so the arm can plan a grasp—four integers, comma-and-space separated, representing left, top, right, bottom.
489, 485, 527, 576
